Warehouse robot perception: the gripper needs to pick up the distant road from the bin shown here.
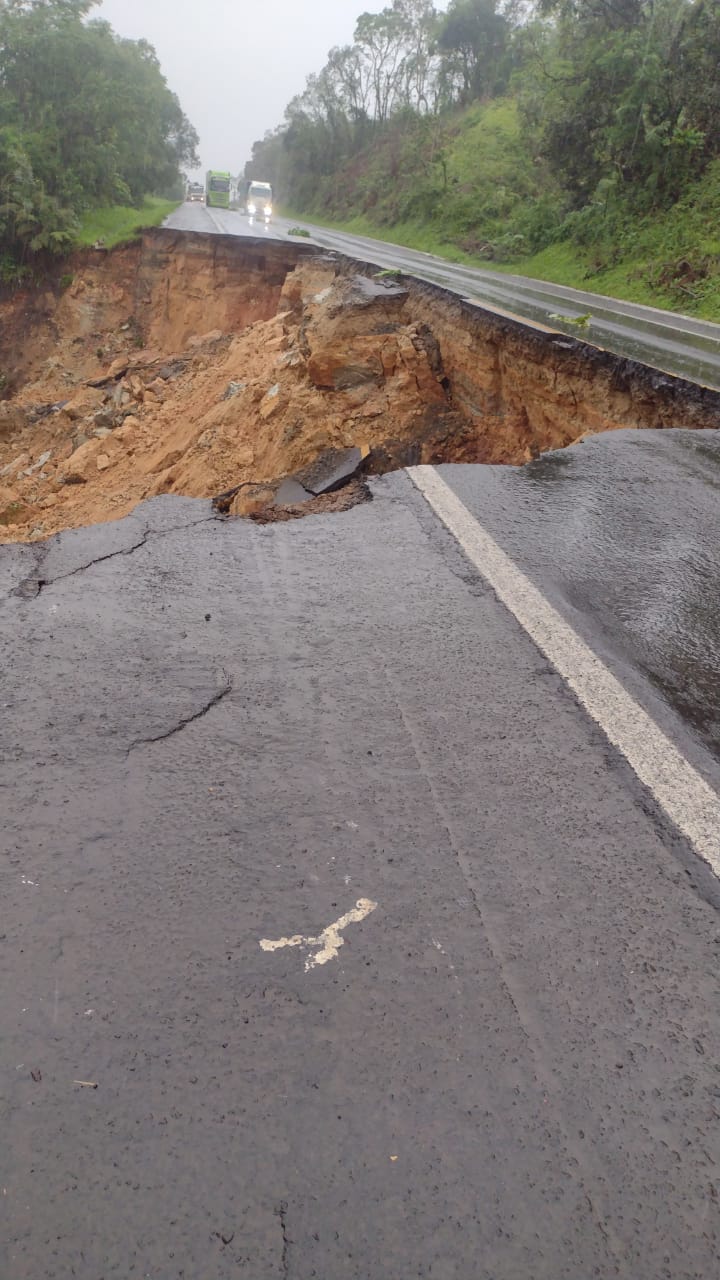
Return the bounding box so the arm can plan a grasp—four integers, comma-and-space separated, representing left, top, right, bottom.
166, 201, 720, 390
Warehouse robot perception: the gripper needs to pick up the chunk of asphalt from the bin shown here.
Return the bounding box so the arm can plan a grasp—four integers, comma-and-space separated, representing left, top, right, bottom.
294, 446, 364, 496
351, 273, 408, 302
275, 477, 315, 506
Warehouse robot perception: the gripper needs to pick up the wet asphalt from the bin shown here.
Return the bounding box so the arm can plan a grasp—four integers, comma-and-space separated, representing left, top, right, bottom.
3, 457, 720, 1277
167, 202, 720, 389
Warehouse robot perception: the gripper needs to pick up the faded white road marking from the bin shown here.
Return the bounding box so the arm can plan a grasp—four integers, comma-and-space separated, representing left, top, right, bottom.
260, 898, 378, 971
410, 464, 720, 879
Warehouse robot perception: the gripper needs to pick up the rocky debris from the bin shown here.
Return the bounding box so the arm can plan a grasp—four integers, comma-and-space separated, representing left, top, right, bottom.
222, 380, 245, 400
28, 401, 68, 422
3, 230, 715, 543
216, 446, 369, 521
248, 477, 371, 524
0, 452, 30, 478
0, 255, 458, 539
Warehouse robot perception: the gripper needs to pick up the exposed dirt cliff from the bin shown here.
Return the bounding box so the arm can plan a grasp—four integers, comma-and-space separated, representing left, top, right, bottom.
1, 227, 719, 541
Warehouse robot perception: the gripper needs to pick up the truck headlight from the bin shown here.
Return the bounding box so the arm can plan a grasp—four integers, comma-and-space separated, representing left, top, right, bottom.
264, 205, 272, 216
248, 202, 257, 214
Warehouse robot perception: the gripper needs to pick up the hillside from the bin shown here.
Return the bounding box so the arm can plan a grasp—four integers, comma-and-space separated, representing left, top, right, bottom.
248, 0, 720, 320
280, 99, 720, 320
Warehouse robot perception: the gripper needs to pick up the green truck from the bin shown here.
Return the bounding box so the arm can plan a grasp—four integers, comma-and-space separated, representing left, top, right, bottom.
205, 170, 232, 209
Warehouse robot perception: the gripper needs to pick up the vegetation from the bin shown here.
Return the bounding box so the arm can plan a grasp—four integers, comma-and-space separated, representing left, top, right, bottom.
249, 0, 720, 316
75, 197, 177, 248
0, 0, 197, 280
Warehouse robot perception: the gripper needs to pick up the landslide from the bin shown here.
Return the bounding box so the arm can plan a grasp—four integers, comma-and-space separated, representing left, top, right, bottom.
2, 227, 720, 542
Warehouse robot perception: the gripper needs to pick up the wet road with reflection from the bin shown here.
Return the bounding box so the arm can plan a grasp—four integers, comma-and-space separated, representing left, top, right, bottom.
440, 430, 720, 769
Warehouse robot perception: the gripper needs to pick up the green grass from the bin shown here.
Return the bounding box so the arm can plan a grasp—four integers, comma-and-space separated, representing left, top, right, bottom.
74, 196, 177, 249
493, 245, 683, 311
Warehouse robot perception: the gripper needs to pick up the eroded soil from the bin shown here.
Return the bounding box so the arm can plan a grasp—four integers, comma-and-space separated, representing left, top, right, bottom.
2, 227, 720, 541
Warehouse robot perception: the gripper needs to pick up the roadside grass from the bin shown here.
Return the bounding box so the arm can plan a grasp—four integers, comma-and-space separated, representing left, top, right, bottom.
74, 197, 177, 249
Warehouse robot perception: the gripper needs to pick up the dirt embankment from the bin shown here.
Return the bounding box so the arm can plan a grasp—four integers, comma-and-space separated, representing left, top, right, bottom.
2, 227, 720, 541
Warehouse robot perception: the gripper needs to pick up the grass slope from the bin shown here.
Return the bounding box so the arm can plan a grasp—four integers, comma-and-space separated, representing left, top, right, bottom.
75, 197, 177, 249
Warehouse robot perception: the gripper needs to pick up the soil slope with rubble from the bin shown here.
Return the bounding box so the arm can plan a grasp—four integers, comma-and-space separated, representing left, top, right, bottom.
2, 228, 720, 542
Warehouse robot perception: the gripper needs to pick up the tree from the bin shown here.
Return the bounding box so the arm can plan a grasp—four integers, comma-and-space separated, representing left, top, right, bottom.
436, 0, 510, 103
0, 0, 198, 267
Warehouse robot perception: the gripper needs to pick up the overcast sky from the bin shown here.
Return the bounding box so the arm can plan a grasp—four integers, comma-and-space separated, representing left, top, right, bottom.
97, 0, 396, 178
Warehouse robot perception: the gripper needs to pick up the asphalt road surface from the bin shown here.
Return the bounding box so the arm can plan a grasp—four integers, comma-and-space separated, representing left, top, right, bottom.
3, 437, 720, 1278
167, 201, 720, 390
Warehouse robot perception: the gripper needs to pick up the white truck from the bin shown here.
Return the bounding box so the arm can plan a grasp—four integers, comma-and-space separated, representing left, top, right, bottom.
241, 180, 273, 221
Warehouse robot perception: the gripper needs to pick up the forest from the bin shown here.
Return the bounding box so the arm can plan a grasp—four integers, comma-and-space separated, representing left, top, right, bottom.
0, 0, 197, 278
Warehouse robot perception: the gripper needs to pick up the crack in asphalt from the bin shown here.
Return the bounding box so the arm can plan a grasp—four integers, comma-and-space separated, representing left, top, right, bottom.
126, 672, 232, 754
8, 515, 216, 600
276, 1201, 290, 1278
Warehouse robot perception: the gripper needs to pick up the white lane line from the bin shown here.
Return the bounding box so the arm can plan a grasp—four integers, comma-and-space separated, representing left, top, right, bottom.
260, 898, 378, 972
410, 464, 720, 879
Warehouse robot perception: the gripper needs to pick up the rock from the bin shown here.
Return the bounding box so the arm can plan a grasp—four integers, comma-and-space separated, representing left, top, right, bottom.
157, 362, 185, 381
114, 418, 138, 445
275, 477, 314, 505
307, 340, 384, 391
0, 452, 30, 478
110, 381, 132, 409
59, 472, 86, 485
25, 450, 52, 475
294, 446, 367, 496
222, 380, 245, 400
92, 409, 118, 430
93, 427, 113, 439
60, 387, 105, 420
146, 378, 167, 396
348, 273, 408, 303
96, 453, 112, 471
188, 329, 224, 348
277, 349, 304, 369
259, 383, 282, 420
71, 433, 90, 452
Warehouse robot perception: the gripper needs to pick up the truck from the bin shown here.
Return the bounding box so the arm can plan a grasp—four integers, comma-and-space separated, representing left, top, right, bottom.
240, 180, 273, 221
205, 171, 232, 209
186, 181, 204, 202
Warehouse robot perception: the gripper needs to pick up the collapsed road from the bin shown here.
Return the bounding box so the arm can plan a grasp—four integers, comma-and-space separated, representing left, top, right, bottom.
168, 200, 720, 390
3, 227, 720, 542
2, 224, 720, 1278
